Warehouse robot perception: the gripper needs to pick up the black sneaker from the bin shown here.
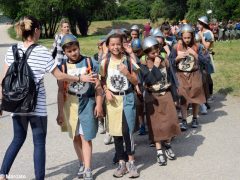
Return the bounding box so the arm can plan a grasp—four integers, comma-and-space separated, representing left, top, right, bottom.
179, 119, 188, 131
191, 118, 199, 128
157, 150, 167, 166
205, 103, 211, 109
149, 141, 156, 147
138, 124, 146, 135
164, 143, 176, 160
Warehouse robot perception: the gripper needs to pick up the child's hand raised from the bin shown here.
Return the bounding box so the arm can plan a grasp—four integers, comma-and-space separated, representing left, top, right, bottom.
176, 51, 188, 62
187, 47, 197, 57
118, 63, 129, 76
123, 42, 133, 55
154, 56, 162, 68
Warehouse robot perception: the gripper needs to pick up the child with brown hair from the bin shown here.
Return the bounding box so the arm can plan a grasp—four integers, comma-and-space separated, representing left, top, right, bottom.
99, 31, 140, 178
56, 34, 103, 180
140, 36, 181, 166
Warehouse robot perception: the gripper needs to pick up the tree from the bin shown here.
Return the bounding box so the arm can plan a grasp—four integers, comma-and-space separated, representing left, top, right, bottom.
0, 0, 22, 19
93, 0, 119, 21
185, 0, 209, 23
186, 0, 240, 23
21, 0, 64, 38
118, 0, 153, 19
64, 0, 112, 36
150, 0, 165, 23
149, 0, 187, 22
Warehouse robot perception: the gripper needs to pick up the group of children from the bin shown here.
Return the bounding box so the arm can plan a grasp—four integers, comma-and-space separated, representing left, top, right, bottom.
53, 16, 215, 180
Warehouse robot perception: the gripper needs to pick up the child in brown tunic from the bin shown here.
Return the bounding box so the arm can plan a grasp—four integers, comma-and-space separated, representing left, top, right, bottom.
169, 24, 206, 131
140, 37, 181, 166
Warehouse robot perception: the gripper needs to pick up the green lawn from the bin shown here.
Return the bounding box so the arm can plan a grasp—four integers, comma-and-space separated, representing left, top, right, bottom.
7, 24, 240, 96
212, 40, 240, 96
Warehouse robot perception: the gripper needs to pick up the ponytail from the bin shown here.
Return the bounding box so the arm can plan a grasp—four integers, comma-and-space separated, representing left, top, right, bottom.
15, 16, 40, 40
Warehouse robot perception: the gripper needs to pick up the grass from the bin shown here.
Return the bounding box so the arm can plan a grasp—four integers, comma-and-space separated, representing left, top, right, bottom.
8, 26, 19, 40
211, 40, 240, 96
7, 20, 240, 96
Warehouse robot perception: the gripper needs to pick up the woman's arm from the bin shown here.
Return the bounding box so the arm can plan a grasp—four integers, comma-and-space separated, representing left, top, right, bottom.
51, 66, 97, 83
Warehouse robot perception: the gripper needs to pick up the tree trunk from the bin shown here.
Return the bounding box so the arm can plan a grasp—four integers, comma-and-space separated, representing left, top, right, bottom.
77, 17, 90, 36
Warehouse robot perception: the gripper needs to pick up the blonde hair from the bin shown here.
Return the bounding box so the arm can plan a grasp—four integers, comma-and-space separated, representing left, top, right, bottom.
15, 16, 40, 40
59, 18, 70, 27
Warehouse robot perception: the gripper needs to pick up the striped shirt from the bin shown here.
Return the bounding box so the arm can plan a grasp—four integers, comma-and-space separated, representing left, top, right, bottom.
51, 34, 68, 66
5, 42, 58, 116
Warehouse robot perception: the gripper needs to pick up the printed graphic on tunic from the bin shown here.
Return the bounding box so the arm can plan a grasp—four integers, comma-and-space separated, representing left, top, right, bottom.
150, 67, 170, 92
108, 69, 128, 92
68, 67, 90, 95
177, 54, 195, 72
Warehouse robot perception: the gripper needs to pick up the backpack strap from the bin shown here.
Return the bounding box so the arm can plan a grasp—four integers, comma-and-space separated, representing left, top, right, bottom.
61, 63, 68, 102
24, 44, 38, 61
11, 44, 38, 63
104, 54, 133, 77
104, 53, 111, 77
85, 57, 93, 74
12, 44, 19, 62
175, 43, 181, 56
126, 55, 132, 74
176, 43, 181, 52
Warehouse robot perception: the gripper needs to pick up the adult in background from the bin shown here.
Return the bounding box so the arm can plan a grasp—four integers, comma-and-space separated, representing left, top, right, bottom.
51, 18, 70, 67
144, 21, 152, 38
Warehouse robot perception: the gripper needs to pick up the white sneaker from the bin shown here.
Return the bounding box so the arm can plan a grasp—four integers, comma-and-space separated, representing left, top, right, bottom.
98, 120, 105, 134
200, 104, 208, 115
104, 132, 112, 145
83, 168, 93, 180
77, 163, 85, 178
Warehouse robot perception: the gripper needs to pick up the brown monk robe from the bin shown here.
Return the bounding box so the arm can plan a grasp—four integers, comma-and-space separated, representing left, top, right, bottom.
141, 58, 181, 142
174, 42, 206, 105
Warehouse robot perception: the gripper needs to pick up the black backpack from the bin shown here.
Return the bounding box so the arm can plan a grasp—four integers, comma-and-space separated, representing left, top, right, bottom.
1, 44, 39, 113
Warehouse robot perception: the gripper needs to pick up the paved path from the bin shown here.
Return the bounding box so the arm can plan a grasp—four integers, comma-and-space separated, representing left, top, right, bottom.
0, 24, 240, 180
